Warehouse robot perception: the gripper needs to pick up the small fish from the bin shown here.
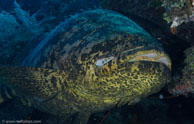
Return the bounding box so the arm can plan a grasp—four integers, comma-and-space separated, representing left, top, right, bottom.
0, 9, 171, 124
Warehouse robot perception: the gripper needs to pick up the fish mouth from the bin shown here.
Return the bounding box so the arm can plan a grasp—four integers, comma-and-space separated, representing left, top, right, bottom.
123, 50, 171, 70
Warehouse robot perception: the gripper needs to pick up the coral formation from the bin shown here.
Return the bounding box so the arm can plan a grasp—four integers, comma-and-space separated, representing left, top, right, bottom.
161, 0, 194, 30
169, 46, 194, 95
0, 0, 42, 65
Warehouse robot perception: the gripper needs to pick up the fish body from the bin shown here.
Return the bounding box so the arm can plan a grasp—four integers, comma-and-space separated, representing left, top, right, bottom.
0, 9, 171, 123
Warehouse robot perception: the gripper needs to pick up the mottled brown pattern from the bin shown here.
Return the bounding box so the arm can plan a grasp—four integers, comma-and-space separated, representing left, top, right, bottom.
0, 9, 171, 124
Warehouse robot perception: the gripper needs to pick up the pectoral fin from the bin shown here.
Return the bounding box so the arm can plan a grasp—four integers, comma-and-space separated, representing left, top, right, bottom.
0, 66, 62, 101
0, 84, 15, 104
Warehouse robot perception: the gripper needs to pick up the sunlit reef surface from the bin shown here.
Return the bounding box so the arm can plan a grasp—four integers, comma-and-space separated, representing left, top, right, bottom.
0, 0, 194, 124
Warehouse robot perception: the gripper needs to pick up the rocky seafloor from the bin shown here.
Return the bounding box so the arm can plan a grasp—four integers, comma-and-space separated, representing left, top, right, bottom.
0, 0, 194, 124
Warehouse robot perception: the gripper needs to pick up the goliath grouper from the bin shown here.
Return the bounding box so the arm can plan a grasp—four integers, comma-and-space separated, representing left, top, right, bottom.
0, 9, 171, 123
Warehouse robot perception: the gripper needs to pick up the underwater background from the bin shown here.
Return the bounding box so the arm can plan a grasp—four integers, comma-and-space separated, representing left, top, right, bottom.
0, 0, 194, 124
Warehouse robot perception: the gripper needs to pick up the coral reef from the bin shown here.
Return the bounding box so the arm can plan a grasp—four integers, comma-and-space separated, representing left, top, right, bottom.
161, 0, 194, 32
169, 46, 194, 96
0, 0, 42, 65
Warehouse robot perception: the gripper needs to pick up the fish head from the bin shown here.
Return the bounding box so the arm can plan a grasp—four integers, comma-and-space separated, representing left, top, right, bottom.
68, 33, 171, 96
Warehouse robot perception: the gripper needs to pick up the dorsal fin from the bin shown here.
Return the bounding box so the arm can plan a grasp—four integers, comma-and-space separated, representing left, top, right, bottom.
0, 66, 63, 102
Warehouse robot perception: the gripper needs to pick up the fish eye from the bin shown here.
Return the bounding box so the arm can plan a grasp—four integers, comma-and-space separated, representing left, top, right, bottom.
96, 56, 115, 67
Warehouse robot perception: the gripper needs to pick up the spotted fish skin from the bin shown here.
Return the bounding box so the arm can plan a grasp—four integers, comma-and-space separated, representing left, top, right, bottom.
0, 9, 171, 123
